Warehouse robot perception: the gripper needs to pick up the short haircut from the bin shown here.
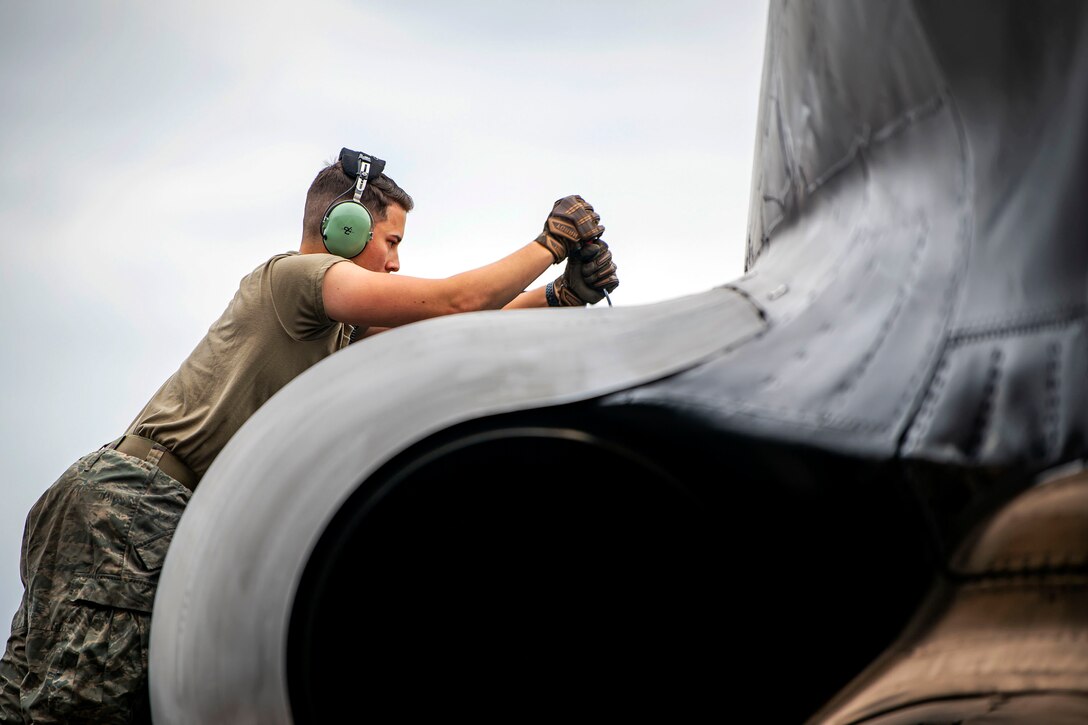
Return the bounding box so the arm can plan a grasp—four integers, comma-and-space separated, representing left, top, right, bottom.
302, 159, 414, 242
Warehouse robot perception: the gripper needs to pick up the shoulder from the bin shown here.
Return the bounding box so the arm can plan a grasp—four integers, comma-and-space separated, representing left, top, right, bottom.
262, 252, 350, 335
255, 251, 350, 300
266, 251, 348, 280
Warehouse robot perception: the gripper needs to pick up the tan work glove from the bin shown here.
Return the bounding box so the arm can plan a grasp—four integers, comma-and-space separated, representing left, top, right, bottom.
547, 241, 619, 306
534, 195, 605, 264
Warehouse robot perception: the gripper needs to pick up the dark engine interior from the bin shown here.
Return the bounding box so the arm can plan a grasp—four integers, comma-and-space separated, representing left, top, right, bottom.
287, 402, 945, 721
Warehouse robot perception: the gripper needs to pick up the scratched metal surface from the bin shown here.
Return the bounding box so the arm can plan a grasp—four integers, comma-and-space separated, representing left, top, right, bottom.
612, 0, 1088, 472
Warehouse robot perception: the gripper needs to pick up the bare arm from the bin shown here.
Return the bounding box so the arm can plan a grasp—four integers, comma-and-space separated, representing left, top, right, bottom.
503, 286, 548, 310
323, 242, 554, 329
351, 284, 546, 342
354, 284, 547, 341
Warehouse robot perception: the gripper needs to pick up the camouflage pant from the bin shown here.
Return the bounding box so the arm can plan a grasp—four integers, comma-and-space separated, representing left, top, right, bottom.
0, 441, 190, 724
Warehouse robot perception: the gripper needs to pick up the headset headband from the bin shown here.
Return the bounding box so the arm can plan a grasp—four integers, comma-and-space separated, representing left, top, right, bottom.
339, 147, 386, 184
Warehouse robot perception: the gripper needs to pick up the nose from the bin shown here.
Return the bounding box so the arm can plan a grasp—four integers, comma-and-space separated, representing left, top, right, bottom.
386, 248, 399, 274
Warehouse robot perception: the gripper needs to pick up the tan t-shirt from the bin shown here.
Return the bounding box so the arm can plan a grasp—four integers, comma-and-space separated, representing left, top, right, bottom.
126, 252, 351, 479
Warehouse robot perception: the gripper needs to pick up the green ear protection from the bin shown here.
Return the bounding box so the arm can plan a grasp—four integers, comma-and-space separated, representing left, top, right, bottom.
320, 148, 386, 258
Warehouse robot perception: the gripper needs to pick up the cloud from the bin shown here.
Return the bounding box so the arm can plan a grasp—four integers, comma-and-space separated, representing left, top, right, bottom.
0, 0, 768, 622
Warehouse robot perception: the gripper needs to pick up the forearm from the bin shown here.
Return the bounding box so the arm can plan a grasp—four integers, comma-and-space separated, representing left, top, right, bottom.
349, 283, 546, 338
447, 242, 554, 311
503, 286, 548, 310
324, 242, 556, 328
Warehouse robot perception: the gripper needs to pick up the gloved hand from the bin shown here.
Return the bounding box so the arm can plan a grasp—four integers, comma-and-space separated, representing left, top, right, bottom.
548, 241, 619, 306
534, 195, 605, 264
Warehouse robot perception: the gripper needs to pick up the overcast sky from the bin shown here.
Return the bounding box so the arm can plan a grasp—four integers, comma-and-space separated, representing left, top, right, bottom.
0, 2, 768, 623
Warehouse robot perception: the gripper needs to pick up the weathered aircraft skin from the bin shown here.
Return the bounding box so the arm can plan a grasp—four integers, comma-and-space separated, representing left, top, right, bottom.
150, 1, 1088, 722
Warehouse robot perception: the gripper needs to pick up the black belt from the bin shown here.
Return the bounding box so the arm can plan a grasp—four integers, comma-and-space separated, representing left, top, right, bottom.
111, 435, 199, 492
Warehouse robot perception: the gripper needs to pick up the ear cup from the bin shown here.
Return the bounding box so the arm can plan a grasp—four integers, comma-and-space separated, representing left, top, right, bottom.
321, 201, 374, 258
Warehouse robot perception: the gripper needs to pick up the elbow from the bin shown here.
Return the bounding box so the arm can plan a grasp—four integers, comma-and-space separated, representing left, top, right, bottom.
439, 278, 495, 315
447, 289, 491, 315
436, 276, 507, 316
